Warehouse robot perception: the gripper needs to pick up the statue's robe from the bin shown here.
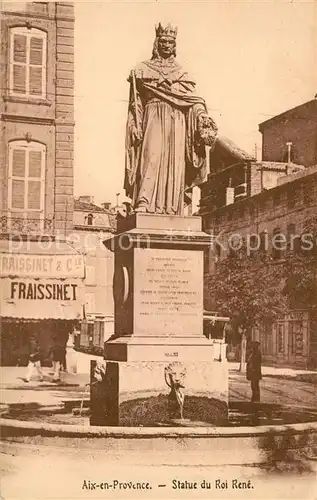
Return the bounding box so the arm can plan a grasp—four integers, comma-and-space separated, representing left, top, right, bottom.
125, 56, 212, 215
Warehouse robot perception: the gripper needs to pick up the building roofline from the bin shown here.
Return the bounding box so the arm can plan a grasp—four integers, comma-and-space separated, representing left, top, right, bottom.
200, 166, 317, 217
74, 198, 112, 214
258, 99, 317, 132
203, 159, 250, 182
277, 163, 317, 187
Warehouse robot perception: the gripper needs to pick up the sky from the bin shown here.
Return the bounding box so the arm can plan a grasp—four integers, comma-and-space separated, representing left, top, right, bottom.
74, 0, 316, 206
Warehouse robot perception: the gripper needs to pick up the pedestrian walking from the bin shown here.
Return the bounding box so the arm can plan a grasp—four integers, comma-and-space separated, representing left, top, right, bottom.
60, 346, 67, 372
60, 331, 69, 372
246, 341, 262, 402
65, 332, 77, 374
51, 334, 64, 382
23, 338, 44, 383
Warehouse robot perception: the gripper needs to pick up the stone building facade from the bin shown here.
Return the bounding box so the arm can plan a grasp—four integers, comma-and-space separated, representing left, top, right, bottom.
259, 99, 317, 167
200, 159, 317, 368
0, 2, 83, 366
70, 196, 116, 352
200, 99, 317, 368
200, 159, 304, 223
0, 1, 74, 234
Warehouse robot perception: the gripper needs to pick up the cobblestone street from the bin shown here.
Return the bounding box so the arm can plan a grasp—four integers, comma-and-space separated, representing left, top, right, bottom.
0, 354, 316, 408
229, 372, 317, 408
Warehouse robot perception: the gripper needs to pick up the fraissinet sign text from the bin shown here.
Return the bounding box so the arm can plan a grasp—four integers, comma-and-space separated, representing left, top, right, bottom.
10, 281, 78, 301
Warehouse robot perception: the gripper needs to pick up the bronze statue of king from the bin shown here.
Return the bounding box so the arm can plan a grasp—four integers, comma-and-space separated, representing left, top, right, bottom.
124, 23, 218, 215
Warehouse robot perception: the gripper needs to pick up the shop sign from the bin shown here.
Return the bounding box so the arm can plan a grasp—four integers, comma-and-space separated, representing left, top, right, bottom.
0, 253, 84, 278
1, 278, 84, 320
10, 281, 78, 301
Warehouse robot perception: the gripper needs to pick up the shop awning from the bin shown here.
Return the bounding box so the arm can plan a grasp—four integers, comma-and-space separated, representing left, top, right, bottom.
0, 239, 82, 255
0, 240, 85, 279
0, 278, 84, 320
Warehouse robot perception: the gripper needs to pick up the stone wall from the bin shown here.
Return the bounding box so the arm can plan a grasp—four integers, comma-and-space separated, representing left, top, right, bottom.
54, 3, 74, 233
260, 100, 317, 167
202, 169, 317, 368
204, 170, 317, 257
0, 2, 74, 235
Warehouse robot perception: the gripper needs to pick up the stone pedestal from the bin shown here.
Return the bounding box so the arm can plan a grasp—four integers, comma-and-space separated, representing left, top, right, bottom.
90, 359, 228, 426
90, 214, 228, 427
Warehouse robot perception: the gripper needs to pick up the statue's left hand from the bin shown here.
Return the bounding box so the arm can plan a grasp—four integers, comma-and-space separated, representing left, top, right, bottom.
197, 113, 218, 147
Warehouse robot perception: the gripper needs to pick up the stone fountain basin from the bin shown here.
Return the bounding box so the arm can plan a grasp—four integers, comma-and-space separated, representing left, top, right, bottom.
1, 402, 317, 468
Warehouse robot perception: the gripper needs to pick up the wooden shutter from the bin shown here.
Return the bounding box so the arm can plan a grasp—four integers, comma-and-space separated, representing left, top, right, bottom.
85, 265, 96, 285
12, 34, 27, 94
85, 293, 95, 314
29, 37, 43, 65
11, 148, 26, 209
27, 148, 44, 210
29, 37, 44, 95
10, 29, 46, 97
11, 179, 25, 209
12, 149, 26, 177
27, 180, 41, 209
29, 150, 42, 177
9, 143, 45, 214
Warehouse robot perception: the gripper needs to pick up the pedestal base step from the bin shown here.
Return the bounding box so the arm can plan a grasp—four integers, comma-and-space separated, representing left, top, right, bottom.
104, 336, 227, 362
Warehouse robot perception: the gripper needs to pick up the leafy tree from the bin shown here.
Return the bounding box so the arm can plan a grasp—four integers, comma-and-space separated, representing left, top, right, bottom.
204, 217, 317, 371
283, 217, 317, 311
204, 247, 287, 371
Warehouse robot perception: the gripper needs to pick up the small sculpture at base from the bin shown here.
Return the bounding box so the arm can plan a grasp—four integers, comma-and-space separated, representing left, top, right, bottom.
93, 360, 107, 382
164, 361, 186, 420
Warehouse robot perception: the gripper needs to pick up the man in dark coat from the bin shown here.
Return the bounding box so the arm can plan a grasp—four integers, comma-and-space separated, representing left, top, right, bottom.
246, 341, 262, 402
51, 333, 65, 382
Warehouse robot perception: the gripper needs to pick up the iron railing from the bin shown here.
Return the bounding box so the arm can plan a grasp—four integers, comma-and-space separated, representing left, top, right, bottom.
0, 213, 55, 236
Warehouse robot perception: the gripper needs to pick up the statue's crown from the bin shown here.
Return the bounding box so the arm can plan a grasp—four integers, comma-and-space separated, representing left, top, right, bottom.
155, 22, 178, 39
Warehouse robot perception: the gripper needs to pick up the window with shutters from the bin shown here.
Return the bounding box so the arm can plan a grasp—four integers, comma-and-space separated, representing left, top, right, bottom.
8, 141, 46, 229
85, 265, 96, 286
9, 27, 47, 99
85, 292, 95, 314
